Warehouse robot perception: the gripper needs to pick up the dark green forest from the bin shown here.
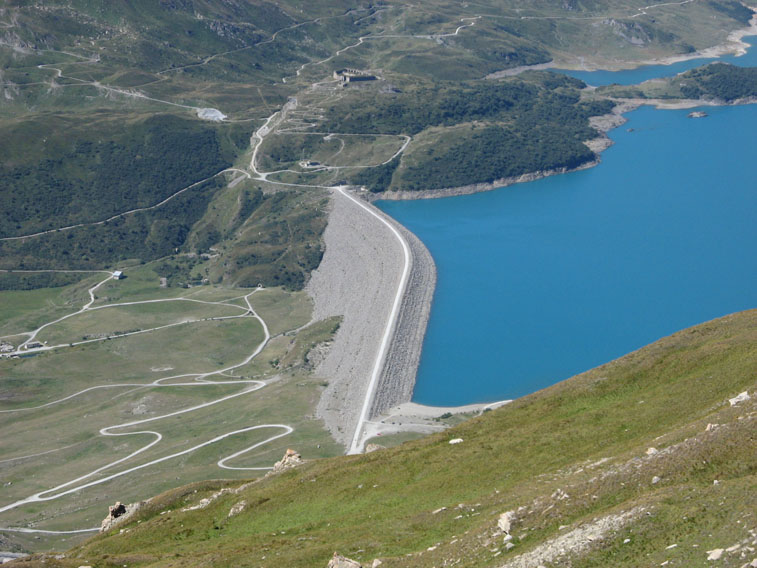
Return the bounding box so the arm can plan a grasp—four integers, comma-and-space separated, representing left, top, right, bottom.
679, 63, 757, 102
326, 74, 614, 191
0, 176, 225, 270
322, 74, 589, 136
222, 191, 327, 290
394, 123, 598, 191
0, 113, 247, 237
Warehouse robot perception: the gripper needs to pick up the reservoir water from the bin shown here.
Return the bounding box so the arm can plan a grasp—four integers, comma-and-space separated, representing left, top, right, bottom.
561, 36, 757, 85
378, 79, 757, 407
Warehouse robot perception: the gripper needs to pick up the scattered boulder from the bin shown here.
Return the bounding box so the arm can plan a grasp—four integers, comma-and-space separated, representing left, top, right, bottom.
327, 552, 362, 567
0, 553, 28, 564
707, 548, 724, 560
729, 391, 750, 406
100, 501, 144, 533
365, 443, 385, 453
498, 511, 515, 534
449, 438, 464, 445
371, 560, 383, 568
652, 476, 661, 485
551, 488, 569, 501
646, 447, 658, 456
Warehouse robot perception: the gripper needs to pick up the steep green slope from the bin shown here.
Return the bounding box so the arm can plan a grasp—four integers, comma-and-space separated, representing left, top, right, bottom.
0, 113, 245, 238
0, 111, 327, 288
30, 310, 756, 568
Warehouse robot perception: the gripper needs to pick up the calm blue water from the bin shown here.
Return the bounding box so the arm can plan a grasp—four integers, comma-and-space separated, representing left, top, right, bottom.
561, 36, 757, 85
378, 104, 757, 406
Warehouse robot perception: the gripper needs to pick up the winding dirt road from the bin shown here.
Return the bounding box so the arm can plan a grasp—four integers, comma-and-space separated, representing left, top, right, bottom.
0, 286, 294, 531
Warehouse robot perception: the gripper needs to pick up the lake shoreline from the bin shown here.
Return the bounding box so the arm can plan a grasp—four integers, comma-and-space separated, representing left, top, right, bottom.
372, 92, 757, 203
339, 18, 757, 442
577, 10, 757, 71
499, 10, 757, 74
371, 101, 637, 202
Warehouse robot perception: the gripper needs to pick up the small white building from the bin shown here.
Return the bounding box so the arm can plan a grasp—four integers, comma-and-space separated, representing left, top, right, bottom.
113, 270, 124, 279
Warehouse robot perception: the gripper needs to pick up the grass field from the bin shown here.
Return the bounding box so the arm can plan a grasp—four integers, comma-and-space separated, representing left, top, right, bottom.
36, 301, 247, 346
0, 270, 342, 552
0, 277, 98, 336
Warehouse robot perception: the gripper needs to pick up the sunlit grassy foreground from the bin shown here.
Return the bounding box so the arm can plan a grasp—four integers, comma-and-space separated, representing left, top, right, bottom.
35, 310, 757, 568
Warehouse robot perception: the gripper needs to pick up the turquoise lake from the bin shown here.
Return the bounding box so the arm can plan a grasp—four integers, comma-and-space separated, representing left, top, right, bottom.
378, 96, 757, 407
561, 36, 757, 85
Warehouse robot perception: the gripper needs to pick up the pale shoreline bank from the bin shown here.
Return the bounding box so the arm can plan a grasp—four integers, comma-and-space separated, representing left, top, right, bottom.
361, 400, 512, 443
547, 10, 757, 72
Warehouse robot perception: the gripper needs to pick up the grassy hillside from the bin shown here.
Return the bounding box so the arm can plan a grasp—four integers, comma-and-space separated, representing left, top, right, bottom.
21, 310, 755, 568
1, 0, 753, 288
257, 73, 614, 192
0, 110, 327, 289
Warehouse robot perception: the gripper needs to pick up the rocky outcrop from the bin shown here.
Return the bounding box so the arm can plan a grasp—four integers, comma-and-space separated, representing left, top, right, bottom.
600, 18, 652, 46
498, 507, 644, 568
0, 551, 28, 564
327, 552, 362, 567
270, 449, 304, 474
729, 391, 750, 406
228, 500, 246, 518
497, 511, 515, 535
100, 501, 144, 533
365, 443, 385, 453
